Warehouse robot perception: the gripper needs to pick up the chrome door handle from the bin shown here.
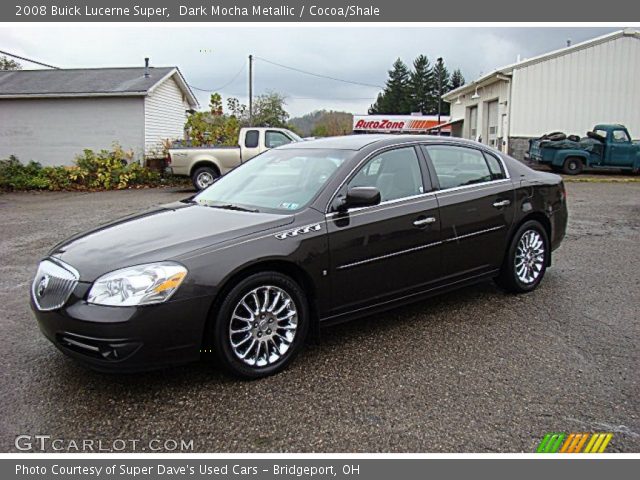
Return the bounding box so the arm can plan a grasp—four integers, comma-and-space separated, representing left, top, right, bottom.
493, 200, 511, 208
413, 217, 436, 227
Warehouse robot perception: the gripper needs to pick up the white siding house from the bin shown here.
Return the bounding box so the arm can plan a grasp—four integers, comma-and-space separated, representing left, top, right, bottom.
0, 64, 198, 166
443, 29, 640, 160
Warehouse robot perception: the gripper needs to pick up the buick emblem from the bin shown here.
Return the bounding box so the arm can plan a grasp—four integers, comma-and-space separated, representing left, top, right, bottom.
36, 275, 49, 298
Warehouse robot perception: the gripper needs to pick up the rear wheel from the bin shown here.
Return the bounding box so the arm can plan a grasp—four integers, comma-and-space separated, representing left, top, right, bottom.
207, 272, 309, 378
191, 166, 219, 191
496, 220, 549, 293
562, 157, 583, 175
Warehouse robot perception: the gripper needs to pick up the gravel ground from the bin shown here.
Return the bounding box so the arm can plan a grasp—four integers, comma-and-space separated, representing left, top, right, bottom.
0, 183, 638, 453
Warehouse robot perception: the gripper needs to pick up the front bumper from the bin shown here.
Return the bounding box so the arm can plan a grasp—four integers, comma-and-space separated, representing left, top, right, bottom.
31, 286, 212, 372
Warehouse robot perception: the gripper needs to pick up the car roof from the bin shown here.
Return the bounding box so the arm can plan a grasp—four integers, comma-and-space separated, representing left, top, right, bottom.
278, 134, 499, 151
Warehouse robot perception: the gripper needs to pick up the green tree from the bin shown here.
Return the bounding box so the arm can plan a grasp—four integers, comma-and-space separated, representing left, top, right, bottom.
0, 55, 21, 70
450, 69, 465, 90
408, 54, 434, 114
252, 92, 289, 128
311, 111, 353, 137
432, 58, 451, 116
185, 93, 239, 146
369, 58, 412, 114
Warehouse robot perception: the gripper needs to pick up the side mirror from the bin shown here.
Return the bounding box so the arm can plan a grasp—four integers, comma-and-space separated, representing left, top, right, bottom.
338, 186, 381, 211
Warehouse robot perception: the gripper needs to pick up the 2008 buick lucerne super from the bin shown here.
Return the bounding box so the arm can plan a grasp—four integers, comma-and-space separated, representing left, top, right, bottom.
31, 135, 567, 378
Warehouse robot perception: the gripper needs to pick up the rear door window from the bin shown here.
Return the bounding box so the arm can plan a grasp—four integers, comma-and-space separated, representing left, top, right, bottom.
423, 145, 493, 189
483, 152, 506, 180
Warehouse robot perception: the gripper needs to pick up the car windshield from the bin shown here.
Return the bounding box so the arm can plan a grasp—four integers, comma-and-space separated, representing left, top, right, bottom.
194, 148, 353, 213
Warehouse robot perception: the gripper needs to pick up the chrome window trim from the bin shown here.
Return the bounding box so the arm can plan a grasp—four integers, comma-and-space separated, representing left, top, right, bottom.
325, 191, 437, 220
324, 140, 511, 215
433, 178, 511, 197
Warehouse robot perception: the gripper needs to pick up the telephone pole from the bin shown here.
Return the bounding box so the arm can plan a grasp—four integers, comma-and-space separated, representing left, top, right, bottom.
437, 57, 443, 136
248, 54, 253, 126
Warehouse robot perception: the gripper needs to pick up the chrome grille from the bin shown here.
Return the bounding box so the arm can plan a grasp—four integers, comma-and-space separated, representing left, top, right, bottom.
32, 259, 79, 311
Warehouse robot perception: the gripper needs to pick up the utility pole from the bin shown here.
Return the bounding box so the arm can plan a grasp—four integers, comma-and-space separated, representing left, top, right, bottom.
248, 54, 253, 126
437, 57, 443, 136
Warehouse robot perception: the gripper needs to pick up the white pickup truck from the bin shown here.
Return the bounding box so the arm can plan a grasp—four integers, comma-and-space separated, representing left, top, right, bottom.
167, 127, 302, 190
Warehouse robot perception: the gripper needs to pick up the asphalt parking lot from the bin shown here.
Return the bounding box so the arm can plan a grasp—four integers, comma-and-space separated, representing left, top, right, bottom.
0, 181, 638, 453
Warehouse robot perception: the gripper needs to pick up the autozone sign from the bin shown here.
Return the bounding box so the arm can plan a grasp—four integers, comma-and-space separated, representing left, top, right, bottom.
353, 115, 451, 133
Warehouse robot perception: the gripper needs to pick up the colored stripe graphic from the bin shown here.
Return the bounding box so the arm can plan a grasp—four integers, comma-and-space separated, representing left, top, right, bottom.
537, 433, 613, 453
560, 433, 589, 453
537, 433, 566, 453
584, 433, 613, 453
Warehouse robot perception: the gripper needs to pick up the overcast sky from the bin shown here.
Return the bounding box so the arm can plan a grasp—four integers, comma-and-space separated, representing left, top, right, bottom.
0, 26, 619, 117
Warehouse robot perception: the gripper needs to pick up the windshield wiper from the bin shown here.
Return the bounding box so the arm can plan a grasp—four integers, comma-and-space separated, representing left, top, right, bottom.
209, 203, 260, 213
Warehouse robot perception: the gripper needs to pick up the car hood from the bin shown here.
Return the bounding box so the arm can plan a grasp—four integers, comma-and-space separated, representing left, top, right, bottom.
49, 202, 294, 281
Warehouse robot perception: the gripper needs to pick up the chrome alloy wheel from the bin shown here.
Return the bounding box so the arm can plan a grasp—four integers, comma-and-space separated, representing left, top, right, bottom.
515, 230, 545, 284
196, 171, 215, 189
228, 286, 298, 367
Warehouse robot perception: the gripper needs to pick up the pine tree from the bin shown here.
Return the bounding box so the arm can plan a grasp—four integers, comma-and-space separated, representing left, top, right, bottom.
369, 58, 411, 114
431, 58, 451, 116
408, 54, 434, 114
450, 69, 465, 89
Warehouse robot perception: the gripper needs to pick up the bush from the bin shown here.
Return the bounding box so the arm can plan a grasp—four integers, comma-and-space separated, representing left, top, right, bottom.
0, 146, 163, 191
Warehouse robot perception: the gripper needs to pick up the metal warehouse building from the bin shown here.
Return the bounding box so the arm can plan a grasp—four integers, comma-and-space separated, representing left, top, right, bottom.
0, 62, 198, 166
443, 28, 640, 160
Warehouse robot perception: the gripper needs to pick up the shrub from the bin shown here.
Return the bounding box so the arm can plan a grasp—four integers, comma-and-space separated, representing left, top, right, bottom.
0, 146, 163, 191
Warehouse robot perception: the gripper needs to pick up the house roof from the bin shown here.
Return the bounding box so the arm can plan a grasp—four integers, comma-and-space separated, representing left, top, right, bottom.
0, 66, 199, 106
444, 28, 640, 101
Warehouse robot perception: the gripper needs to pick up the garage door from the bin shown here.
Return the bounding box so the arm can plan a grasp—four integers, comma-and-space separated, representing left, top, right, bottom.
487, 100, 499, 148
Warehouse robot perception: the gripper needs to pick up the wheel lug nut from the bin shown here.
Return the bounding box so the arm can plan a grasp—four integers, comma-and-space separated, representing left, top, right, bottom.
268, 319, 273, 323
257, 332, 262, 338
267, 329, 271, 334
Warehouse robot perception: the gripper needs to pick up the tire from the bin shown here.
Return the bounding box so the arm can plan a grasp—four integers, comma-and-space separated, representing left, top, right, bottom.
586, 131, 606, 142
541, 131, 564, 140
547, 133, 567, 142
207, 272, 309, 379
191, 166, 219, 191
495, 220, 549, 294
562, 157, 583, 175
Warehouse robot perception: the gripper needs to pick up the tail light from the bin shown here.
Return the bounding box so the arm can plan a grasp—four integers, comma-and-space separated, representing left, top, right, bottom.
166, 152, 172, 165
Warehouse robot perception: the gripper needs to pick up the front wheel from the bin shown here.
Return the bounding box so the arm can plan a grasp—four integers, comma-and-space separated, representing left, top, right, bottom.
495, 220, 549, 293
207, 272, 309, 378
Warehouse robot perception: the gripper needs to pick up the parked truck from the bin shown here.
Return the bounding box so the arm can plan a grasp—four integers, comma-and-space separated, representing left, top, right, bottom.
168, 127, 302, 190
528, 124, 640, 175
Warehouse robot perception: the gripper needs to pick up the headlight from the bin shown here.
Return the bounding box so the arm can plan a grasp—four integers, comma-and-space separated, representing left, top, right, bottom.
87, 262, 187, 307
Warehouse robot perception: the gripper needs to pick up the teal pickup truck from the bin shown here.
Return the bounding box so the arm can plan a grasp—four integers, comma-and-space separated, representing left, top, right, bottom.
528, 124, 640, 174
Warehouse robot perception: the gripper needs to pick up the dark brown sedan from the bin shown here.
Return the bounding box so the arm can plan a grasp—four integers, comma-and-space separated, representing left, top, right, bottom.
31, 135, 568, 378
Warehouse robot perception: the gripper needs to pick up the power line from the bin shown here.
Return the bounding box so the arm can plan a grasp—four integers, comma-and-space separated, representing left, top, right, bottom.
0, 49, 59, 69
188, 63, 246, 93
254, 56, 383, 89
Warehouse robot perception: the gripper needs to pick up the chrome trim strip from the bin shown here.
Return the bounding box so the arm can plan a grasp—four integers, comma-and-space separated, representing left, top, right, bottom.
443, 225, 505, 243
337, 241, 442, 270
